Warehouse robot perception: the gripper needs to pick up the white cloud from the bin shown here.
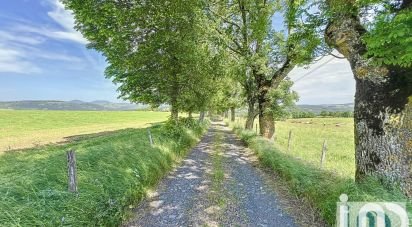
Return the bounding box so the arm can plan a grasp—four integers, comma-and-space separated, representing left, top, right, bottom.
288, 55, 356, 104
46, 0, 88, 44
0, 31, 45, 45
0, 44, 42, 74
0, 0, 91, 74
0, 30, 82, 74
2, 0, 88, 45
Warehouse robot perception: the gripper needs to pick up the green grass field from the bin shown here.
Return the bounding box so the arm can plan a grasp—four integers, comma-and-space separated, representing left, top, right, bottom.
234, 117, 355, 178
275, 118, 355, 178
0, 114, 208, 225
0, 110, 170, 152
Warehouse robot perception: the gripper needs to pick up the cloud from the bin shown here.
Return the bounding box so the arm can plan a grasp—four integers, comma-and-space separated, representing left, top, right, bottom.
0, 29, 82, 74
46, 0, 88, 44
2, 0, 88, 45
11, 4, 88, 45
0, 31, 45, 45
288, 55, 356, 104
0, 0, 92, 74
0, 44, 42, 74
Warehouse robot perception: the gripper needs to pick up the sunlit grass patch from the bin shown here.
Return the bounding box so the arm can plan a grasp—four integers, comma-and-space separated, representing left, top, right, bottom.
230, 117, 355, 178
0, 110, 170, 152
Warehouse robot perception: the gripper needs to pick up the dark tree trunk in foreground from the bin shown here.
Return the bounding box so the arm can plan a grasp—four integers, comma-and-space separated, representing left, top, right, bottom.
326, 13, 412, 197
199, 111, 205, 122
230, 107, 235, 122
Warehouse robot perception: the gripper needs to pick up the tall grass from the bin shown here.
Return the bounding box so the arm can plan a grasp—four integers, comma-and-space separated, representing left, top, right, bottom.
228, 123, 411, 225
0, 118, 208, 226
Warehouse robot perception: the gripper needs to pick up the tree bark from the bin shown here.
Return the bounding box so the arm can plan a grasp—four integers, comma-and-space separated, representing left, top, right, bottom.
199, 111, 205, 122
188, 111, 193, 118
258, 88, 275, 138
171, 104, 179, 121
170, 79, 179, 122
326, 13, 412, 197
224, 110, 229, 118
245, 100, 257, 130
230, 107, 235, 122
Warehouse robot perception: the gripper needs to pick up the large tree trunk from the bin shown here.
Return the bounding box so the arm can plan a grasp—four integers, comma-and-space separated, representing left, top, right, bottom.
230, 107, 235, 122
326, 13, 412, 197
255, 68, 275, 138
258, 92, 275, 138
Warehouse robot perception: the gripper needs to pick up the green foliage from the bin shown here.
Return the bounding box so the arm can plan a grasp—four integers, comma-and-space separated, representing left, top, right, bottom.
63, 0, 222, 116
364, 8, 412, 67
0, 118, 208, 226
300, 0, 412, 67
319, 110, 353, 118
290, 111, 316, 118
230, 125, 411, 225
267, 78, 299, 120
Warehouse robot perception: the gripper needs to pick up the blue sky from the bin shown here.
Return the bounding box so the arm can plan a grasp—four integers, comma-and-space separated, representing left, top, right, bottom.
0, 0, 118, 102
0, 0, 355, 104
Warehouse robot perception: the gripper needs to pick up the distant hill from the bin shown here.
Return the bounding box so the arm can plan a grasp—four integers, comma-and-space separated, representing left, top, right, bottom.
0, 100, 148, 111
296, 103, 354, 114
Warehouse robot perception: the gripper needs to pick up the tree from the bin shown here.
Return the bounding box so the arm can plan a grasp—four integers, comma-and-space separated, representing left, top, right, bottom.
64, 0, 215, 121
208, 0, 319, 137
311, 0, 412, 197
267, 78, 299, 122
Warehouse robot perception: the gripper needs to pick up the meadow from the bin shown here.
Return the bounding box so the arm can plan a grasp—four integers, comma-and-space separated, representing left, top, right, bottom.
275, 118, 355, 178
235, 117, 355, 178
0, 110, 170, 152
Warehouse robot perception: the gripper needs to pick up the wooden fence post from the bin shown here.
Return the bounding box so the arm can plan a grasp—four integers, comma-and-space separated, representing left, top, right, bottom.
67, 149, 78, 193
320, 140, 327, 168
287, 130, 292, 153
147, 128, 154, 146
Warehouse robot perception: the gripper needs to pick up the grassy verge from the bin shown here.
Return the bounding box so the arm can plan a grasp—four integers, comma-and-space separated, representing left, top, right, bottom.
228, 123, 411, 226
210, 132, 226, 209
0, 118, 209, 226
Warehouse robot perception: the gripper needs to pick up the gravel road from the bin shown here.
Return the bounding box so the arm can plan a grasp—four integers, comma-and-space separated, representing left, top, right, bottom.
126, 122, 297, 227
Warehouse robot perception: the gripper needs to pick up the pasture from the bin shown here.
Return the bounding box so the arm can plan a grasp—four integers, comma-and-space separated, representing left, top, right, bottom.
0, 110, 170, 152
234, 117, 355, 179
275, 118, 355, 179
